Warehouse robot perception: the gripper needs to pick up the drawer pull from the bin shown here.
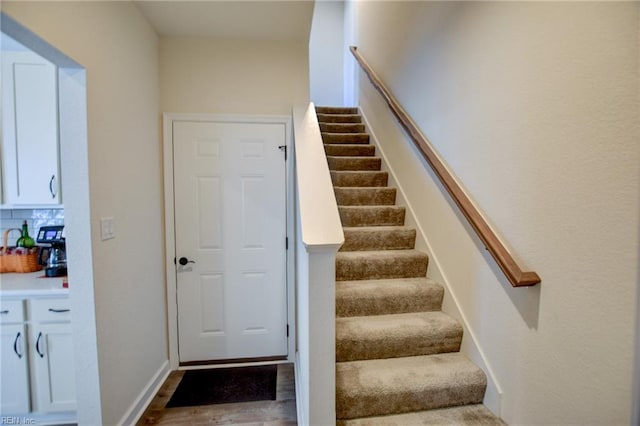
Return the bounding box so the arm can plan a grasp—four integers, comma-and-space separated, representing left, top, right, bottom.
36, 332, 44, 358
0, 310, 9, 314
48, 308, 70, 313
13, 332, 23, 359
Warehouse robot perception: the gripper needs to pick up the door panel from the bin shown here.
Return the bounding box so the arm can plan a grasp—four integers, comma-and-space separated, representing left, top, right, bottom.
173, 121, 287, 363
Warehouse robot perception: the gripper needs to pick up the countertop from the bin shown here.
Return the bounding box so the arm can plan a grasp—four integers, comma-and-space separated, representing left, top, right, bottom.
0, 270, 68, 297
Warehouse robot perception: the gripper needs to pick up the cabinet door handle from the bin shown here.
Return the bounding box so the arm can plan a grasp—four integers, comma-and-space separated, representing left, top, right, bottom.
48, 308, 70, 313
49, 174, 57, 199
35, 332, 44, 358
0, 310, 8, 314
13, 331, 23, 359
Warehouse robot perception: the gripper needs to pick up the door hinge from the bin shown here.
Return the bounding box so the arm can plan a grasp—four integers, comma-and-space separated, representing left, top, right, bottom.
287, 324, 289, 337
278, 145, 287, 160
286, 237, 288, 250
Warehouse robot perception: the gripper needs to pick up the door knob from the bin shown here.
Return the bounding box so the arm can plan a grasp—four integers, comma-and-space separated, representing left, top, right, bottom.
178, 257, 195, 266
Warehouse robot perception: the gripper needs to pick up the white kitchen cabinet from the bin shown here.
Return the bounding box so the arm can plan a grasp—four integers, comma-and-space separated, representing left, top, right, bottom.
28, 297, 76, 414
0, 293, 75, 421
1, 50, 61, 206
0, 300, 30, 414
30, 322, 76, 413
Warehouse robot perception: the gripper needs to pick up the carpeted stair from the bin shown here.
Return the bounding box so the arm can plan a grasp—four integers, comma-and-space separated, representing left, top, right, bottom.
316, 106, 506, 425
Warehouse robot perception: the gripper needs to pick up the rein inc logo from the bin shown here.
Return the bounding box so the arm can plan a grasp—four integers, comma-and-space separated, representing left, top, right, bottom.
0, 418, 35, 425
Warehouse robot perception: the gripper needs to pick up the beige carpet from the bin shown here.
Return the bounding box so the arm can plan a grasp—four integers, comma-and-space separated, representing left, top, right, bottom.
317, 106, 506, 425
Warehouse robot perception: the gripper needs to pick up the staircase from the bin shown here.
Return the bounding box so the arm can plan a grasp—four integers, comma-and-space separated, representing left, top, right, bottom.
316, 106, 505, 425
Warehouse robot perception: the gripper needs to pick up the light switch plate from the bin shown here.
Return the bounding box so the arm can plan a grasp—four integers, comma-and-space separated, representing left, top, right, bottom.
101, 217, 115, 240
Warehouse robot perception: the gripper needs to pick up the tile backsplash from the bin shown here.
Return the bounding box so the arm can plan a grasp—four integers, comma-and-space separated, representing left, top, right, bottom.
0, 208, 64, 245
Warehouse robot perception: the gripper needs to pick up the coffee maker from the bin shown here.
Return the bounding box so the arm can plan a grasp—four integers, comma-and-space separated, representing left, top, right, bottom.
37, 225, 67, 277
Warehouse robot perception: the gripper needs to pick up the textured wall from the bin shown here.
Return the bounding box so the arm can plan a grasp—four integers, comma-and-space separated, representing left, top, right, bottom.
160, 36, 309, 115
353, 2, 639, 424
309, 0, 345, 106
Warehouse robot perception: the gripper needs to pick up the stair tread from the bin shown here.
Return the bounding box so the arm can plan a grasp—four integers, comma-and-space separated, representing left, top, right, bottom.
339, 205, 404, 210
332, 171, 387, 176
341, 226, 416, 246
334, 187, 396, 206
337, 311, 461, 336
337, 353, 487, 419
328, 156, 382, 171
342, 225, 413, 231
336, 250, 428, 280
322, 133, 371, 144
336, 277, 444, 317
327, 155, 379, 159
339, 205, 406, 227
331, 171, 389, 187
325, 144, 375, 148
337, 249, 425, 260
325, 144, 376, 157
317, 113, 362, 123
316, 106, 358, 114
336, 312, 462, 361
320, 123, 366, 133
336, 404, 505, 426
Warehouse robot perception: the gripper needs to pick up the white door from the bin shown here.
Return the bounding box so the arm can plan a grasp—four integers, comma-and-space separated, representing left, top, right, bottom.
173, 120, 287, 363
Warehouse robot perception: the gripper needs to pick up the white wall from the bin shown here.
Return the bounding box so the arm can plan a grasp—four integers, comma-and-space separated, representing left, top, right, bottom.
352, 2, 639, 424
309, 0, 345, 106
2, 3, 167, 425
160, 36, 309, 115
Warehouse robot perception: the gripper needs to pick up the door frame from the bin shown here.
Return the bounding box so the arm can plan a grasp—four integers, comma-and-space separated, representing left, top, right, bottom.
163, 113, 294, 370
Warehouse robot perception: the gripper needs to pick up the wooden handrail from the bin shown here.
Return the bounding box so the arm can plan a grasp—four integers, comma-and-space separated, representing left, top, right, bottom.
350, 46, 540, 287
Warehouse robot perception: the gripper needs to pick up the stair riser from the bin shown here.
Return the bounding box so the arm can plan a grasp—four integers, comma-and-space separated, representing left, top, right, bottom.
339, 207, 405, 227
334, 188, 396, 206
336, 354, 488, 420
336, 329, 462, 362
325, 145, 376, 157
316, 106, 358, 114
322, 133, 370, 144
328, 157, 382, 171
336, 255, 428, 281
317, 114, 362, 123
336, 282, 444, 317
341, 228, 415, 251
331, 172, 388, 187
320, 123, 366, 133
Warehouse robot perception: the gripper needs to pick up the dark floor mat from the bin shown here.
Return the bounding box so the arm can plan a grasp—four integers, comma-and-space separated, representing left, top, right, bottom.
165, 364, 278, 408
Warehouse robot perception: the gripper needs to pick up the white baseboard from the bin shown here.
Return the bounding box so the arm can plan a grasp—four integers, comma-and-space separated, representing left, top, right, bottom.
359, 108, 503, 417
117, 360, 171, 426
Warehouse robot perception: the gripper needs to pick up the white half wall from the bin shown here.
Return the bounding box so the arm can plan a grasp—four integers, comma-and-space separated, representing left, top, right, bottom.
2, 3, 167, 425
309, 0, 345, 106
352, 2, 639, 424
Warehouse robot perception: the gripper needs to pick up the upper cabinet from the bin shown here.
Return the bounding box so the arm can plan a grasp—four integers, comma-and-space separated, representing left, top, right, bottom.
1, 48, 61, 207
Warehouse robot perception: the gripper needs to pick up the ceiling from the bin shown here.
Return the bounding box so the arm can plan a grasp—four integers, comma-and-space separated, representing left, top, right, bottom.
134, 0, 315, 41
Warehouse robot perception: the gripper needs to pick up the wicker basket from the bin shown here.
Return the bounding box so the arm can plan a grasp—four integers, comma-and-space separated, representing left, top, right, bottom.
0, 228, 42, 273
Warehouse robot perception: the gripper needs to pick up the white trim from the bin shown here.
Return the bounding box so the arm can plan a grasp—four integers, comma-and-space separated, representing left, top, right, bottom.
162, 113, 294, 369
178, 359, 289, 371
360, 109, 503, 417
294, 352, 305, 426
117, 360, 170, 426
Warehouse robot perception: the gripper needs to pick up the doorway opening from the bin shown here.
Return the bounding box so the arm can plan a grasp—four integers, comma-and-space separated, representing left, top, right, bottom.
1, 12, 101, 424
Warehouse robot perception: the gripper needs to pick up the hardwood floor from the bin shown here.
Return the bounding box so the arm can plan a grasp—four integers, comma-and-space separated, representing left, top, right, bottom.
137, 363, 297, 425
